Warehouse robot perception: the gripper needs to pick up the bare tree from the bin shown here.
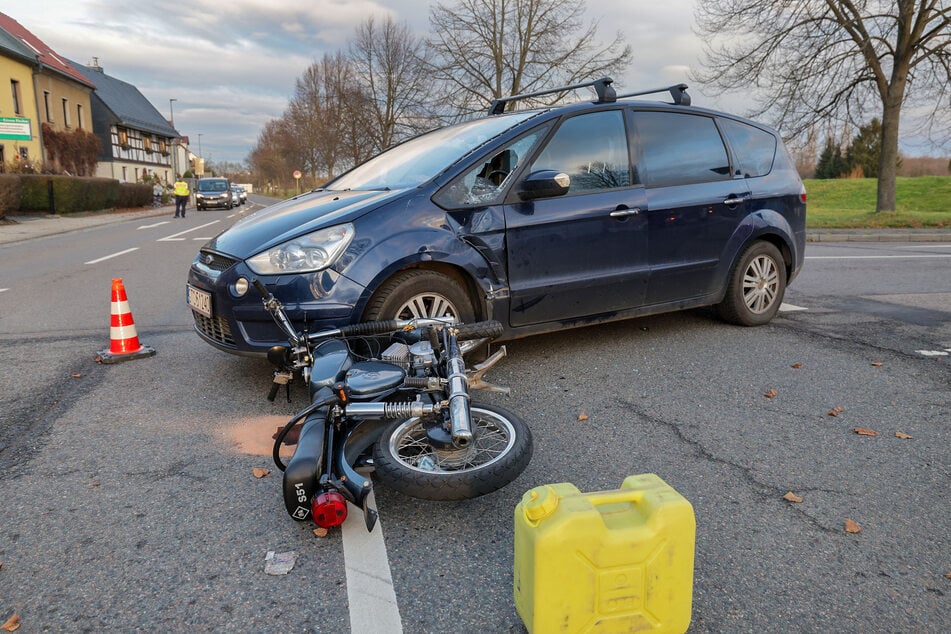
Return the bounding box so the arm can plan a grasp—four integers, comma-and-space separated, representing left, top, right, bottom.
694, 0, 951, 212
248, 118, 298, 189
428, 0, 632, 116
287, 54, 348, 180
350, 15, 435, 152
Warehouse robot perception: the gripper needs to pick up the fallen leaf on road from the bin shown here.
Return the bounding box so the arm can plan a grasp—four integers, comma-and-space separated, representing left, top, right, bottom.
783, 492, 803, 503
791, 363, 802, 369
71, 373, 82, 379
313, 528, 329, 538
894, 431, 912, 439
945, 572, 951, 580
763, 389, 778, 398
577, 412, 589, 421
91, 481, 100, 487
1, 614, 20, 632
253, 468, 270, 478
870, 362, 883, 367
854, 428, 878, 437
827, 406, 845, 417
845, 519, 862, 534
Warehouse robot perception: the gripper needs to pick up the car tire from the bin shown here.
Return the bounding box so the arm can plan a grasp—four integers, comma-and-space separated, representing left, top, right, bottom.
717, 241, 786, 326
364, 270, 476, 324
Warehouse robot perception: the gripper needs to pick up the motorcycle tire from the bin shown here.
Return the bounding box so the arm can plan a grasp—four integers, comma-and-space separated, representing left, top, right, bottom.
372, 403, 532, 501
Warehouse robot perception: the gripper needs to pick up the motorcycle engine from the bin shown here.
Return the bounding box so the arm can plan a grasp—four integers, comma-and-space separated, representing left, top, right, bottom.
382, 341, 436, 373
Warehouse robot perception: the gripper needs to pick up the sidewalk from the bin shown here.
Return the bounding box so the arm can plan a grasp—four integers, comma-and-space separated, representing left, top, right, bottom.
807, 227, 951, 242
0, 205, 179, 245
1, 206, 950, 246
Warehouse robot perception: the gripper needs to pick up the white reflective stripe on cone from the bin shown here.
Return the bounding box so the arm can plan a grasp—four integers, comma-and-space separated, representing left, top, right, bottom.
110, 325, 140, 340
111, 300, 132, 315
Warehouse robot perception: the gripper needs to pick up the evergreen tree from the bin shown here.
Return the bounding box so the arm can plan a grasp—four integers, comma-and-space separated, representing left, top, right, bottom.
815, 139, 845, 179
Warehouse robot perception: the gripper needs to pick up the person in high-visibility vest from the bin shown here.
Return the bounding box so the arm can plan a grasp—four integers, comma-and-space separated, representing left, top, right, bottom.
173, 176, 190, 218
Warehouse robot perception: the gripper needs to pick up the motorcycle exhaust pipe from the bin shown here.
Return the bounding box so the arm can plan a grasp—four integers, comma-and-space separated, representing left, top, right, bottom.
447, 356, 473, 447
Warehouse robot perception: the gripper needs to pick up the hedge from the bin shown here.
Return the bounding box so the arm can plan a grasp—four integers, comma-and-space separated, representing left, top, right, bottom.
1, 174, 152, 214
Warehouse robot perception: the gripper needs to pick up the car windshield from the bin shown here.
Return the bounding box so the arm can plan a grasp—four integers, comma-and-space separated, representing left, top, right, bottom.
327, 112, 538, 191
199, 180, 228, 192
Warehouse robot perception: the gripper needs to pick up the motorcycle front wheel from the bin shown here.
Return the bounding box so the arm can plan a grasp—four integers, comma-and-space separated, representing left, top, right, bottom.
372, 404, 532, 501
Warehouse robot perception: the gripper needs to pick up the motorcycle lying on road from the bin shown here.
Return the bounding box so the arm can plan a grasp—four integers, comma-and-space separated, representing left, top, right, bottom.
253, 280, 532, 532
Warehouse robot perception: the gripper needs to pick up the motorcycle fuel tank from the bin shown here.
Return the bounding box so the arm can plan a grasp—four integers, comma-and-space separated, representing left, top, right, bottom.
344, 361, 406, 397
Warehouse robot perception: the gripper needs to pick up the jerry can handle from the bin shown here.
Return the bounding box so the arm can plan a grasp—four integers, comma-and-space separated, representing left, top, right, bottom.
584, 489, 646, 508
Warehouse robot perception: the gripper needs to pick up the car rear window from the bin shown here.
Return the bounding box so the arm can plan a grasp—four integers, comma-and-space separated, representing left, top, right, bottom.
718, 118, 777, 178
633, 111, 731, 188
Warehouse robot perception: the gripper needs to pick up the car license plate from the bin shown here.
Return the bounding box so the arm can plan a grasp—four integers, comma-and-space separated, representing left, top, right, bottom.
187, 285, 213, 318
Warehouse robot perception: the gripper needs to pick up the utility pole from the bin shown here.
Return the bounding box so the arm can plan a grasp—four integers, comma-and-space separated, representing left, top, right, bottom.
169, 98, 177, 179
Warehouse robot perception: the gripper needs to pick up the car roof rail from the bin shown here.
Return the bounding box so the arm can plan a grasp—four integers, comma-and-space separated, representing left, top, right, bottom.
616, 83, 691, 106
488, 77, 616, 115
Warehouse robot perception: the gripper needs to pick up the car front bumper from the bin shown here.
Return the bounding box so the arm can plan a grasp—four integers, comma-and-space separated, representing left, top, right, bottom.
186, 249, 367, 356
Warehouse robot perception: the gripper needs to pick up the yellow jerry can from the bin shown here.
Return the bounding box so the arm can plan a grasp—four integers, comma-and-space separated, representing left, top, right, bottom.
514, 474, 696, 633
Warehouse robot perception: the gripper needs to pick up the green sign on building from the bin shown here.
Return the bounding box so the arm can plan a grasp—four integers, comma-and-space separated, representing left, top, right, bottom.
0, 117, 32, 141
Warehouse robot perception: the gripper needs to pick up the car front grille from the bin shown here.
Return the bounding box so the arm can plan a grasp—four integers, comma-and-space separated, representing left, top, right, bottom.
197, 251, 238, 272
192, 311, 235, 346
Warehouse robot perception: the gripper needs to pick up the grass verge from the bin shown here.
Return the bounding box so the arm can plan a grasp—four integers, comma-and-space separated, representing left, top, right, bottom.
805, 176, 951, 228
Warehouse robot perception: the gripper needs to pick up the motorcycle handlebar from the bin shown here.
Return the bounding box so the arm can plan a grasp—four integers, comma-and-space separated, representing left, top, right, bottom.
448, 320, 504, 342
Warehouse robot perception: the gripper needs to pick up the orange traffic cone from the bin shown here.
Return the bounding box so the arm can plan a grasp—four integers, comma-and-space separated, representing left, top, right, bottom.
95, 278, 156, 364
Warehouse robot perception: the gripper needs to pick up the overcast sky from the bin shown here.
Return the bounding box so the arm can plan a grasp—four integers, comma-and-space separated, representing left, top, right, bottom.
9, 0, 943, 166
9, 0, 710, 165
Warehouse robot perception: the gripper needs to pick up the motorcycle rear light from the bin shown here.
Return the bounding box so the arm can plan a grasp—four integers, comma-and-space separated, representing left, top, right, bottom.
312, 491, 348, 528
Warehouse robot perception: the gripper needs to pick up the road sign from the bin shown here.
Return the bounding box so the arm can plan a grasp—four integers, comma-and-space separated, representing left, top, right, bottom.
293, 170, 302, 179
0, 117, 31, 140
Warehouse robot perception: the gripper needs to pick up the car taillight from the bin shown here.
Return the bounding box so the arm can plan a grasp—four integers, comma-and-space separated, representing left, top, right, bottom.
312, 491, 348, 528
800, 184, 807, 204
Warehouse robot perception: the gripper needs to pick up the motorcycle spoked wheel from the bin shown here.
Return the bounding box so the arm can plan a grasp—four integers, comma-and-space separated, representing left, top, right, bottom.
372, 404, 532, 501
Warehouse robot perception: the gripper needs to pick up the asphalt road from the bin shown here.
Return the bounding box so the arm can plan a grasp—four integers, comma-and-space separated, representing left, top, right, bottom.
0, 208, 948, 632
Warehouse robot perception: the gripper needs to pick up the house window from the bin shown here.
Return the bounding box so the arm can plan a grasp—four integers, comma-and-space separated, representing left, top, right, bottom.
62, 98, 70, 127
118, 129, 129, 147
143, 137, 152, 151
122, 166, 127, 181
44, 91, 52, 122
11, 80, 22, 114
76, 104, 84, 129
159, 140, 167, 154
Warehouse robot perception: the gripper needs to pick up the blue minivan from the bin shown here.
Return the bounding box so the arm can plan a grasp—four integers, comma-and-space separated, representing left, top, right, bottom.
187, 79, 805, 356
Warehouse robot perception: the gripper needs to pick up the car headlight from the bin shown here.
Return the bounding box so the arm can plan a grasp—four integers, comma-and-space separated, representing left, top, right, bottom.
196, 193, 205, 198
246, 223, 355, 274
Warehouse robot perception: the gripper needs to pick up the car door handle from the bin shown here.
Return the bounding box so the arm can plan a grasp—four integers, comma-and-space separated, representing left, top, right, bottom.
723, 195, 749, 206
609, 207, 640, 218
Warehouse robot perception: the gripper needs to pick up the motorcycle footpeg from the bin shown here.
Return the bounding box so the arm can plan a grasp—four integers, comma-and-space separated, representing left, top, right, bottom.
467, 345, 511, 394
363, 496, 378, 532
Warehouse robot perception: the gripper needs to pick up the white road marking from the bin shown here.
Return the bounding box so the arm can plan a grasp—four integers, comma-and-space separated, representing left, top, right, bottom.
342, 495, 402, 633
138, 221, 171, 229
157, 220, 220, 242
0, 288, 8, 293
916, 350, 949, 357
779, 303, 808, 312
84, 247, 139, 265
894, 244, 951, 249
192, 237, 215, 240
806, 255, 951, 260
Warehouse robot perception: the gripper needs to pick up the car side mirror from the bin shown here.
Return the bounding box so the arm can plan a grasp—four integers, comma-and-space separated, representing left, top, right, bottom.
517, 170, 570, 200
